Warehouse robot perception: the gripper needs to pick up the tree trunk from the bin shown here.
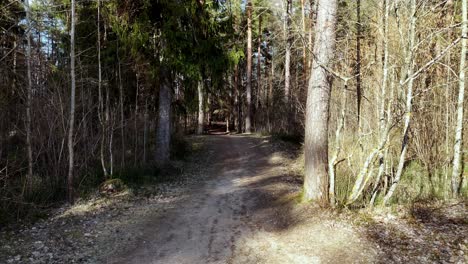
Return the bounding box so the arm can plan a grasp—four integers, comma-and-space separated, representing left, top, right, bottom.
117, 44, 125, 169
452, 0, 467, 196
97, 0, 108, 177
25, 0, 34, 189
301, 0, 308, 82
235, 64, 242, 133
284, 0, 292, 102
245, 0, 253, 133
197, 80, 204, 135
383, 0, 417, 205
67, 0, 77, 203
356, 0, 362, 126
257, 15, 262, 109
156, 72, 172, 166
303, 0, 337, 204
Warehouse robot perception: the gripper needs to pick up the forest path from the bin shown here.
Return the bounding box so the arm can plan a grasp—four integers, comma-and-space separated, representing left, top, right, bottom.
107, 135, 375, 264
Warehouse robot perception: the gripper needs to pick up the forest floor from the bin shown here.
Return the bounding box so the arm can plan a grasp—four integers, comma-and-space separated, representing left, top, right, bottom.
0, 134, 467, 264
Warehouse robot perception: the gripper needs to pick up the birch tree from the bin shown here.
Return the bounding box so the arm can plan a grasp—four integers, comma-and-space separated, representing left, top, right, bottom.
245, 0, 253, 133
284, 0, 292, 102
197, 80, 205, 135
452, 0, 467, 196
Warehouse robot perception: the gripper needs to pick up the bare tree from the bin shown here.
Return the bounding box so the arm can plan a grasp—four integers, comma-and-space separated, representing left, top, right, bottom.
24, 0, 33, 189
383, 0, 418, 205
452, 0, 467, 196
68, 0, 77, 203
97, 0, 108, 178
303, 0, 337, 204
284, 0, 292, 102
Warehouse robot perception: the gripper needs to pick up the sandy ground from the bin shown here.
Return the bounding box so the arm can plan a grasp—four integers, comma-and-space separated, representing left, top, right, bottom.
106, 135, 377, 264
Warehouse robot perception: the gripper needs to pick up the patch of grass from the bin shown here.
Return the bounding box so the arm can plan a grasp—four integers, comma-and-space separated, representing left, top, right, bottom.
390, 161, 450, 205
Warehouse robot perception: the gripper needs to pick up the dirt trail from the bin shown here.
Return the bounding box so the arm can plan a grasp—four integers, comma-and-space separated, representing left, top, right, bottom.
107, 135, 375, 264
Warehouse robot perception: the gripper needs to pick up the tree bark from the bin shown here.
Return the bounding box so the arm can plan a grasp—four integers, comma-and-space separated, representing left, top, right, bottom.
25, 0, 34, 189
68, 0, 77, 203
156, 72, 172, 166
257, 15, 262, 109
197, 80, 204, 134
97, 0, 108, 177
284, 0, 292, 102
452, 0, 467, 196
117, 43, 125, 169
301, 0, 308, 82
245, 0, 253, 133
356, 0, 362, 126
303, 0, 337, 204
383, 0, 417, 205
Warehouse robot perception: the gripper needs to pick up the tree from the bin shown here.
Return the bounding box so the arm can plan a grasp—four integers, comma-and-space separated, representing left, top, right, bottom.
197, 80, 204, 135
303, 0, 337, 204
156, 70, 172, 166
284, 0, 292, 102
24, 0, 33, 190
67, 0, 77, 203
245, 0, 253, 133
452, 0, 467, 196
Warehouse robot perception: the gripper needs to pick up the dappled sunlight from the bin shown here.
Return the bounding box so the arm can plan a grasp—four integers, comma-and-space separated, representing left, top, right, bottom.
232, 209, 377, 263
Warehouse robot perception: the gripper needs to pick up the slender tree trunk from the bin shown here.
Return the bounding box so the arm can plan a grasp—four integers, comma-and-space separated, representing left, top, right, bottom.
329, 83, 347, 206
156, 71, 172, 166
257, 15, 262, 109
25, 0, 34, 188
356, 0, 362, 126
67, 0, 77, 203
134, 74, 139, 166
284, 0, 292, 102
301, 0, 308, 82
117, 45, 125, 169
452, 0, 467, 196
308, 0, 317, 71
143, 98, 148, 164
235, 64, 242, 133
303, 0, 337, 204
245, 0, 253, 133
268, 57, 274, 132
197, 80, 204, 134
383, 0, 417, 205
371, 0, 390, 206
97, 0, 108, 177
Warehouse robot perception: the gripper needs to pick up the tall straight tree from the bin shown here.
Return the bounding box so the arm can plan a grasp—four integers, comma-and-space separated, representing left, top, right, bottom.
197, 80, 204, 135
24, 0, 33, 188
301, 0, 308, 82
156, 70, 172, 166
303, 0, 337, 204
355, 0, 362, 126
245, 0, 253, 133
284, 0, 292, 102
452, 0, 467, 196
68, 0, 77, 203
